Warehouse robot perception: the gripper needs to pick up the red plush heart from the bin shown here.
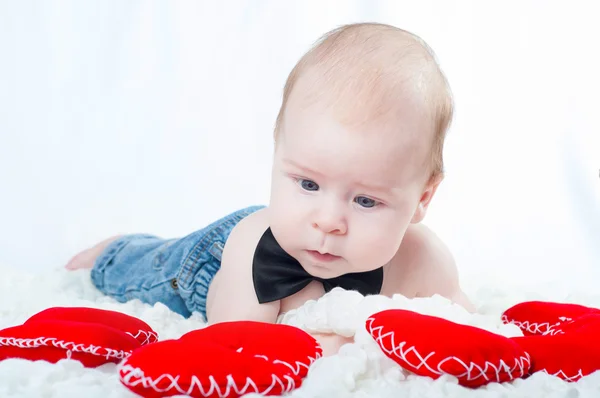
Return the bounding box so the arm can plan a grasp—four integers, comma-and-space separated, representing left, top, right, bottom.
502, 301, 600, 336
0, 319, 140, 367
25, 307, 158, 345
118, 321, 322, 398
367, 309, 530, 388
511, 321, 600, 382
548, 313, 600, 335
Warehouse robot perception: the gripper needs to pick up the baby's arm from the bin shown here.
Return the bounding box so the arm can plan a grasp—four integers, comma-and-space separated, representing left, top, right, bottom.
384, 223, 476, 313
206, 209, 350, 356
206, 209, 280, 324
412, 226, 475, 312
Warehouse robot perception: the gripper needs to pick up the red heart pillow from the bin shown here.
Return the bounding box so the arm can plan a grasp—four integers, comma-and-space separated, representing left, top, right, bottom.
549, 313, 600, 335
118, 321, 322, 398
0, 319, 139, 367
25, 307, 158, 345
367, 309, 530, 388
502, 301, 600, 336
0, 306, 156, 367
181, 321, 320, 379
511, 322, 600, 382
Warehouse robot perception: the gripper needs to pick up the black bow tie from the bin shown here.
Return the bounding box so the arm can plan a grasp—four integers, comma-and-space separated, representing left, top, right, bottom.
252, 227, 384, 304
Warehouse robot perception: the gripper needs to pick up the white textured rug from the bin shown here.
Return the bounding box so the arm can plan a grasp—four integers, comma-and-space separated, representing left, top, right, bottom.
1, 265, 599, 398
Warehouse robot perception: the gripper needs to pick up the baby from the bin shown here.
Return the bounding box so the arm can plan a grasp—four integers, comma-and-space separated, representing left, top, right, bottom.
66, 22, 474, 354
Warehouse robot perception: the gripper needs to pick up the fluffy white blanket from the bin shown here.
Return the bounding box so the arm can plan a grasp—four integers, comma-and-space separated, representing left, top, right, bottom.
1, 265, 598, 398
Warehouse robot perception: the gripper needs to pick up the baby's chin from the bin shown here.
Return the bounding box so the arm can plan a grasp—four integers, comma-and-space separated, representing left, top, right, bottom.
299, 258, 375, 280
299, 260, 344, 280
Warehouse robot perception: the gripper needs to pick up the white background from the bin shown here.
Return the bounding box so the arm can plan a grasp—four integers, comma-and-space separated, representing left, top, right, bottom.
0, 1, 598, 290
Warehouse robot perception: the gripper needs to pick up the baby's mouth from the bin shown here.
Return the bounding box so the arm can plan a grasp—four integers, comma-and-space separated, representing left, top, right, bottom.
306, 250, 341, 263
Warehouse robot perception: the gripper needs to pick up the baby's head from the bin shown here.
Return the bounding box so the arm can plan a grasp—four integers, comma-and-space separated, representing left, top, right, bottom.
268, 23, 454, 278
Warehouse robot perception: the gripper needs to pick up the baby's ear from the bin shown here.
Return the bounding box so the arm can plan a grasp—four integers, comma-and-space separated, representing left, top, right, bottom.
411, 173, 444, 223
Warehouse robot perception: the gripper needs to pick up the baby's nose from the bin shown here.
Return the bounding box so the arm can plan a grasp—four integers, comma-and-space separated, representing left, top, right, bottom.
312, 211, 347, 235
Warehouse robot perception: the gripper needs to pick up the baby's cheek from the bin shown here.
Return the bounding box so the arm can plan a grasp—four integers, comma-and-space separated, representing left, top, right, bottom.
352, 227, 402, 269
271, 188, 301, 218
269, 205, 305, 250
270, 201, 302, 229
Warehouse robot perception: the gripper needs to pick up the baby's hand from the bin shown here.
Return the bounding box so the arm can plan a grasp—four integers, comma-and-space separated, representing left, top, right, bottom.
309, 332, 354, 357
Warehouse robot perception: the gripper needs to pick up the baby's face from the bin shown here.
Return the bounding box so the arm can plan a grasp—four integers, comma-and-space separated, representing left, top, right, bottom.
269, 96, 435, 278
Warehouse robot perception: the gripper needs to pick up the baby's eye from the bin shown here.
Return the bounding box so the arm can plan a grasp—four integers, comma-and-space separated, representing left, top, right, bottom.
355, 196, 378, 208
298, 179, 319, 191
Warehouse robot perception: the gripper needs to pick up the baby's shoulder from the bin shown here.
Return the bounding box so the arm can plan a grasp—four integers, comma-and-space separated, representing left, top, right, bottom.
229, 206, 270, 240
221, 207, 270, 263
382, 223, 458, 297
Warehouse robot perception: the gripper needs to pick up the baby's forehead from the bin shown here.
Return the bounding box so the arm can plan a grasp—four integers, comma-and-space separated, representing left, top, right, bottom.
287, 28, 439, 130
281, 105, 432, 185
286, 67, 434, 154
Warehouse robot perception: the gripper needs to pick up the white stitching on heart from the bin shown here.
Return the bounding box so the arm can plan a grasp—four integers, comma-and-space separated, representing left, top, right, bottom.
253, 349, 321, 377
367, 317, 531, 384
272, 359, 313, 376
126, 329, 159, 345
543, 368, 585, 382
117, 352, 321, 397
541, 328, 566, 336
119, 363, 296, 397
501, 317, 592, 381
501, 314, 564, 335
0, 336, 131, 359
249, 354, 315, 376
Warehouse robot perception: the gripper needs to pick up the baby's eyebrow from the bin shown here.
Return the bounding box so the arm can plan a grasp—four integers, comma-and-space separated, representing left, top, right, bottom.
282, 158, 324, 178
284, 157, 395, 194
355, 181, 394, 193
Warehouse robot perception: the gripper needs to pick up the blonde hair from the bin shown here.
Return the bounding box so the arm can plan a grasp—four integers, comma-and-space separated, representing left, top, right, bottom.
274, 22, 454, 180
